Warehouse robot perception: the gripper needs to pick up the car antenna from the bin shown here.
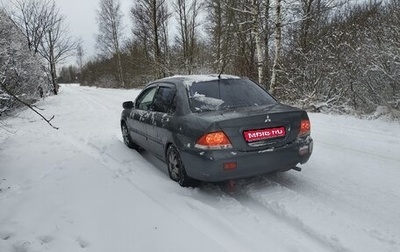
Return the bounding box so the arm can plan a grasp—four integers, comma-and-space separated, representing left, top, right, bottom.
218, 60, 227, 79
218, 65, 224, 98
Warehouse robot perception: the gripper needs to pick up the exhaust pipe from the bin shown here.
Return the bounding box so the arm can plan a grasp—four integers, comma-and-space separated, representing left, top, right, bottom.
291, 166, 302, 172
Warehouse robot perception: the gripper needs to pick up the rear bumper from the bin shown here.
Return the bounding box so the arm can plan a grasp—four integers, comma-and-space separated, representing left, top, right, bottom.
180, 136, 313, 182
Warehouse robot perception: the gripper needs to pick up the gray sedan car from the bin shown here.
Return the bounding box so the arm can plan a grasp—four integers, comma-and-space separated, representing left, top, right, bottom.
121, 75, 313, 187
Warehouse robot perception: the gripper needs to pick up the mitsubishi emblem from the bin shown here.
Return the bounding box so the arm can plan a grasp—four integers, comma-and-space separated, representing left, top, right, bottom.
265, 115, 271, 123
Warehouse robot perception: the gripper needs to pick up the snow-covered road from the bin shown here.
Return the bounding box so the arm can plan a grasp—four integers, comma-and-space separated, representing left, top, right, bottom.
1, 84, 399, 252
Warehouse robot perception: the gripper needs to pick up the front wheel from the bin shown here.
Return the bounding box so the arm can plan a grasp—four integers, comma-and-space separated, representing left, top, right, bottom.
166, 145, 199, 187
121, 121, 139, 150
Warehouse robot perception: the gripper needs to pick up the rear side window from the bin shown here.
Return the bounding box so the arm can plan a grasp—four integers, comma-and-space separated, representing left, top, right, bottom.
187, 79, 277, 112
152, 86, 176, 114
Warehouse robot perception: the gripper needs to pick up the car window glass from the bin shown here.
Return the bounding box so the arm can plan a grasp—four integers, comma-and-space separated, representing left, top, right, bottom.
136, 87, 157, 111
187, 79, 277, 112
152, 86, 176, 114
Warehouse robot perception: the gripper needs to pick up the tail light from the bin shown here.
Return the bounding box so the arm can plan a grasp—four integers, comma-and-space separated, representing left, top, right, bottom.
298, 119, 311, 137
195, 131, 233, 150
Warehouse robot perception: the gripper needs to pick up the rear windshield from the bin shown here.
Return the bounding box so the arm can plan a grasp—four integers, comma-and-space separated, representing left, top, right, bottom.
187, 78, 277, 113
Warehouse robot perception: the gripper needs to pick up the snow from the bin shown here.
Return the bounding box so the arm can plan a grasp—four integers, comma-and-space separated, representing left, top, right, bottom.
191, 92, 225, 112
163, 74, 241, 82
373, 106, 390, 117
1, 84, 400, 252
162, 74, 241, 87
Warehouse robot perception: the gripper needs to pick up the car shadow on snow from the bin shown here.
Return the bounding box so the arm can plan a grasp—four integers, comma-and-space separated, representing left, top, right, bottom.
203, 171, 305, 195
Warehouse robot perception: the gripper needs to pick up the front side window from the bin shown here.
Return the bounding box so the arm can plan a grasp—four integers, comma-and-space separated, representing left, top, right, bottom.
187, 79, 277, 112
136, 87, 157, 111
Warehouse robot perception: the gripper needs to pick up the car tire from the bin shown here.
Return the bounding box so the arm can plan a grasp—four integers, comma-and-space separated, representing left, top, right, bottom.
166, 145, 199, 187
121, 121, 140, 150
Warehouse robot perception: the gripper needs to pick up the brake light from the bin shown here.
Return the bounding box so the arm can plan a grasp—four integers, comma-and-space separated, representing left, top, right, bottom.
195, 131, 233, 150
299, 119, 311, 137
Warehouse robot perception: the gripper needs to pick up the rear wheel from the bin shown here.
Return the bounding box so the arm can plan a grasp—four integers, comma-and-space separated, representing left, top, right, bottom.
121, 121, 139, 149
166, 145, 199, 187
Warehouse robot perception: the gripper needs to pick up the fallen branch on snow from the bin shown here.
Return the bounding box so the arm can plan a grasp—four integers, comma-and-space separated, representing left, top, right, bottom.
1, 79, 59, 130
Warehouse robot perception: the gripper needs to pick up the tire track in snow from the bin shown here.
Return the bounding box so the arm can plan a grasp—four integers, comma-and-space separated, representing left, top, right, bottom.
51, 125, 335, 251
317, 140, 400, 162
57, 85, 334, 251
192, 183, 340, 252
48, 136, 232, 251
268, 170, 400, 228
51, 132, 250, 251
204, 181, 350, 252
228, 176, 399, 252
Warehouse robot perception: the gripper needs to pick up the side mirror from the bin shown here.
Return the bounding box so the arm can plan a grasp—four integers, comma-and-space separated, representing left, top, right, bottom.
122, 101, 134, 109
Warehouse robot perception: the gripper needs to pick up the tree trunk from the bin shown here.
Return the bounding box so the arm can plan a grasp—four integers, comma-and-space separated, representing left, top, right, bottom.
116, 50, 125, 87
152, 0, 162, 77
264, 0, 270, 89
270, 0, 282, 96
253, 0, 264, 86
49, 31, 58, 95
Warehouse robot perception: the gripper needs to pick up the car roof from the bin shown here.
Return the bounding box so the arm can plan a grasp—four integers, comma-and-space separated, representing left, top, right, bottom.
154, 74, 242, 88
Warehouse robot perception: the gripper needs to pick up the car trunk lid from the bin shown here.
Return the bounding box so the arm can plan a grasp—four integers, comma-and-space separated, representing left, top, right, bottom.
198, 104, 308, 152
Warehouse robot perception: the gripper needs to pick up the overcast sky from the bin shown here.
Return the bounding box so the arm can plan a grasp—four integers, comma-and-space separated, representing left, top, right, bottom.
55, 0, 132, 63
0, 0, 133, 64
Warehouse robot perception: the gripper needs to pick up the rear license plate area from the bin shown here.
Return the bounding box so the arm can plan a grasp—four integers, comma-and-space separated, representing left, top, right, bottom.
243, 126, 286, 142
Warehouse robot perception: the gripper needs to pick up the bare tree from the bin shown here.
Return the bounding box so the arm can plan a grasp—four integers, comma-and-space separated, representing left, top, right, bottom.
8, 0, 77, 95
206, 0, 272, 81
230, 0, 269, 85
76, 39, 84, 74
173, 0, 203, 74
295, 0, 347, 52
39, 12, 77, 94
96, 0, 125, 87
270, 0, 282, 96
1, 9, 46, 109
251, 0, 266, 86
131, 0, 171, 78
1, 9, 57, 129
206, 0, 235, 73
9, 0, 54, 54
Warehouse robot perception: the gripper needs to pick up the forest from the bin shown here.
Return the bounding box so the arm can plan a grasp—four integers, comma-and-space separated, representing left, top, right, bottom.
1, 0, 400, 118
